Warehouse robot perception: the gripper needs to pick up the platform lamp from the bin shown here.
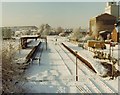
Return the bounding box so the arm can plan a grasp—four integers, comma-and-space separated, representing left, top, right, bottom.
75, 51, 78, 81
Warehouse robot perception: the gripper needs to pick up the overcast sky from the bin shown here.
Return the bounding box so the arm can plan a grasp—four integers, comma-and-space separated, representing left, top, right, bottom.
2, 2, 107, 28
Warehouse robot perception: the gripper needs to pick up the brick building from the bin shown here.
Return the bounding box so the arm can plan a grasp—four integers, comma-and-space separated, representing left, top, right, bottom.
89, 13, 116, 38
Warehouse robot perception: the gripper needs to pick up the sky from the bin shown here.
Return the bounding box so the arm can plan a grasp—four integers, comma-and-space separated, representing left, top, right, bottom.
2, 2, 107, 28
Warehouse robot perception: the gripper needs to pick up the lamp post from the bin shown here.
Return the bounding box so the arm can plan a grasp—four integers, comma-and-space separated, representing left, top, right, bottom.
75, 51, 78, 81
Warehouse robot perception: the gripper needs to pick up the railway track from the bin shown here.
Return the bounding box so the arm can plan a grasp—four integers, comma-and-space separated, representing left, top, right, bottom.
24, 40, 116, 93
76, 85, 92, 93
54, 44, 73, 75
58, 43, 88, 75
57, 44, 101, 93
95, 78, 115, 93
54, 43, 116, 93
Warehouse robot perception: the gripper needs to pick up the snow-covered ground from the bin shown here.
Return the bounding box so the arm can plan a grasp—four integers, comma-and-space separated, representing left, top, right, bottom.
20, 36, 118, 93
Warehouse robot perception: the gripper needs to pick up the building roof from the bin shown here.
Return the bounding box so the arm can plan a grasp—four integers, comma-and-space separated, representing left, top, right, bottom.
99, 31, 107, 34
21, 35, 39, 39
91, 13, 116, 19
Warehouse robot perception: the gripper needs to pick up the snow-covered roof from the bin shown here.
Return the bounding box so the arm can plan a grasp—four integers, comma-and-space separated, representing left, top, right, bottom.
21, 35, 39, 38
99, 31, 107, 34
99, 30, 111, 34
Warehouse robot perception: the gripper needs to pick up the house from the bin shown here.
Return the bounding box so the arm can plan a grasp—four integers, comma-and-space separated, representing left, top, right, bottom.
111, 21, 120, 42
63, 28, 73, 36
2, 27, 13, 39
89, 13, 116, 39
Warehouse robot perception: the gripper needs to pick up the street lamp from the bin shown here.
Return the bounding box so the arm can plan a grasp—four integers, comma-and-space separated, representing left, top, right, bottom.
75, 51, 78, 81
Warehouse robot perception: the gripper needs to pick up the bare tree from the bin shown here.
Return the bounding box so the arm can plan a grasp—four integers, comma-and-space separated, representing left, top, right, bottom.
70, 28, 83, 41
2, 41, 25, 93
56, 27, 63, 35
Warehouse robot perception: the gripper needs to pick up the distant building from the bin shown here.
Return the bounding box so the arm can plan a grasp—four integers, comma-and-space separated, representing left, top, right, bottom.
111, 20, 120, 42
15, 31, 23, 37
105, 2, 119, 20
63, 28, 73, 35
64, 28, 73, 33
89, 13, 116, 38
2, 27, 13, 39
11, 26, 38, 36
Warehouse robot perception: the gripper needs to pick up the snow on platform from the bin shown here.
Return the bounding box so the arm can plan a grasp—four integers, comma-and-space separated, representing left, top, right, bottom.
14, 49, 31, 64
21, 36, 118, 93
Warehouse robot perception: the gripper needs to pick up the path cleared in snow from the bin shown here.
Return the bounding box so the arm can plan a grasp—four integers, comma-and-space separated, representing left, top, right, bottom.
21, 36, 118, 93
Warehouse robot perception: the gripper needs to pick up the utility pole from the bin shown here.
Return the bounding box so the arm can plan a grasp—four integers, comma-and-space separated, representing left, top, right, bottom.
75, 51, 78, 81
